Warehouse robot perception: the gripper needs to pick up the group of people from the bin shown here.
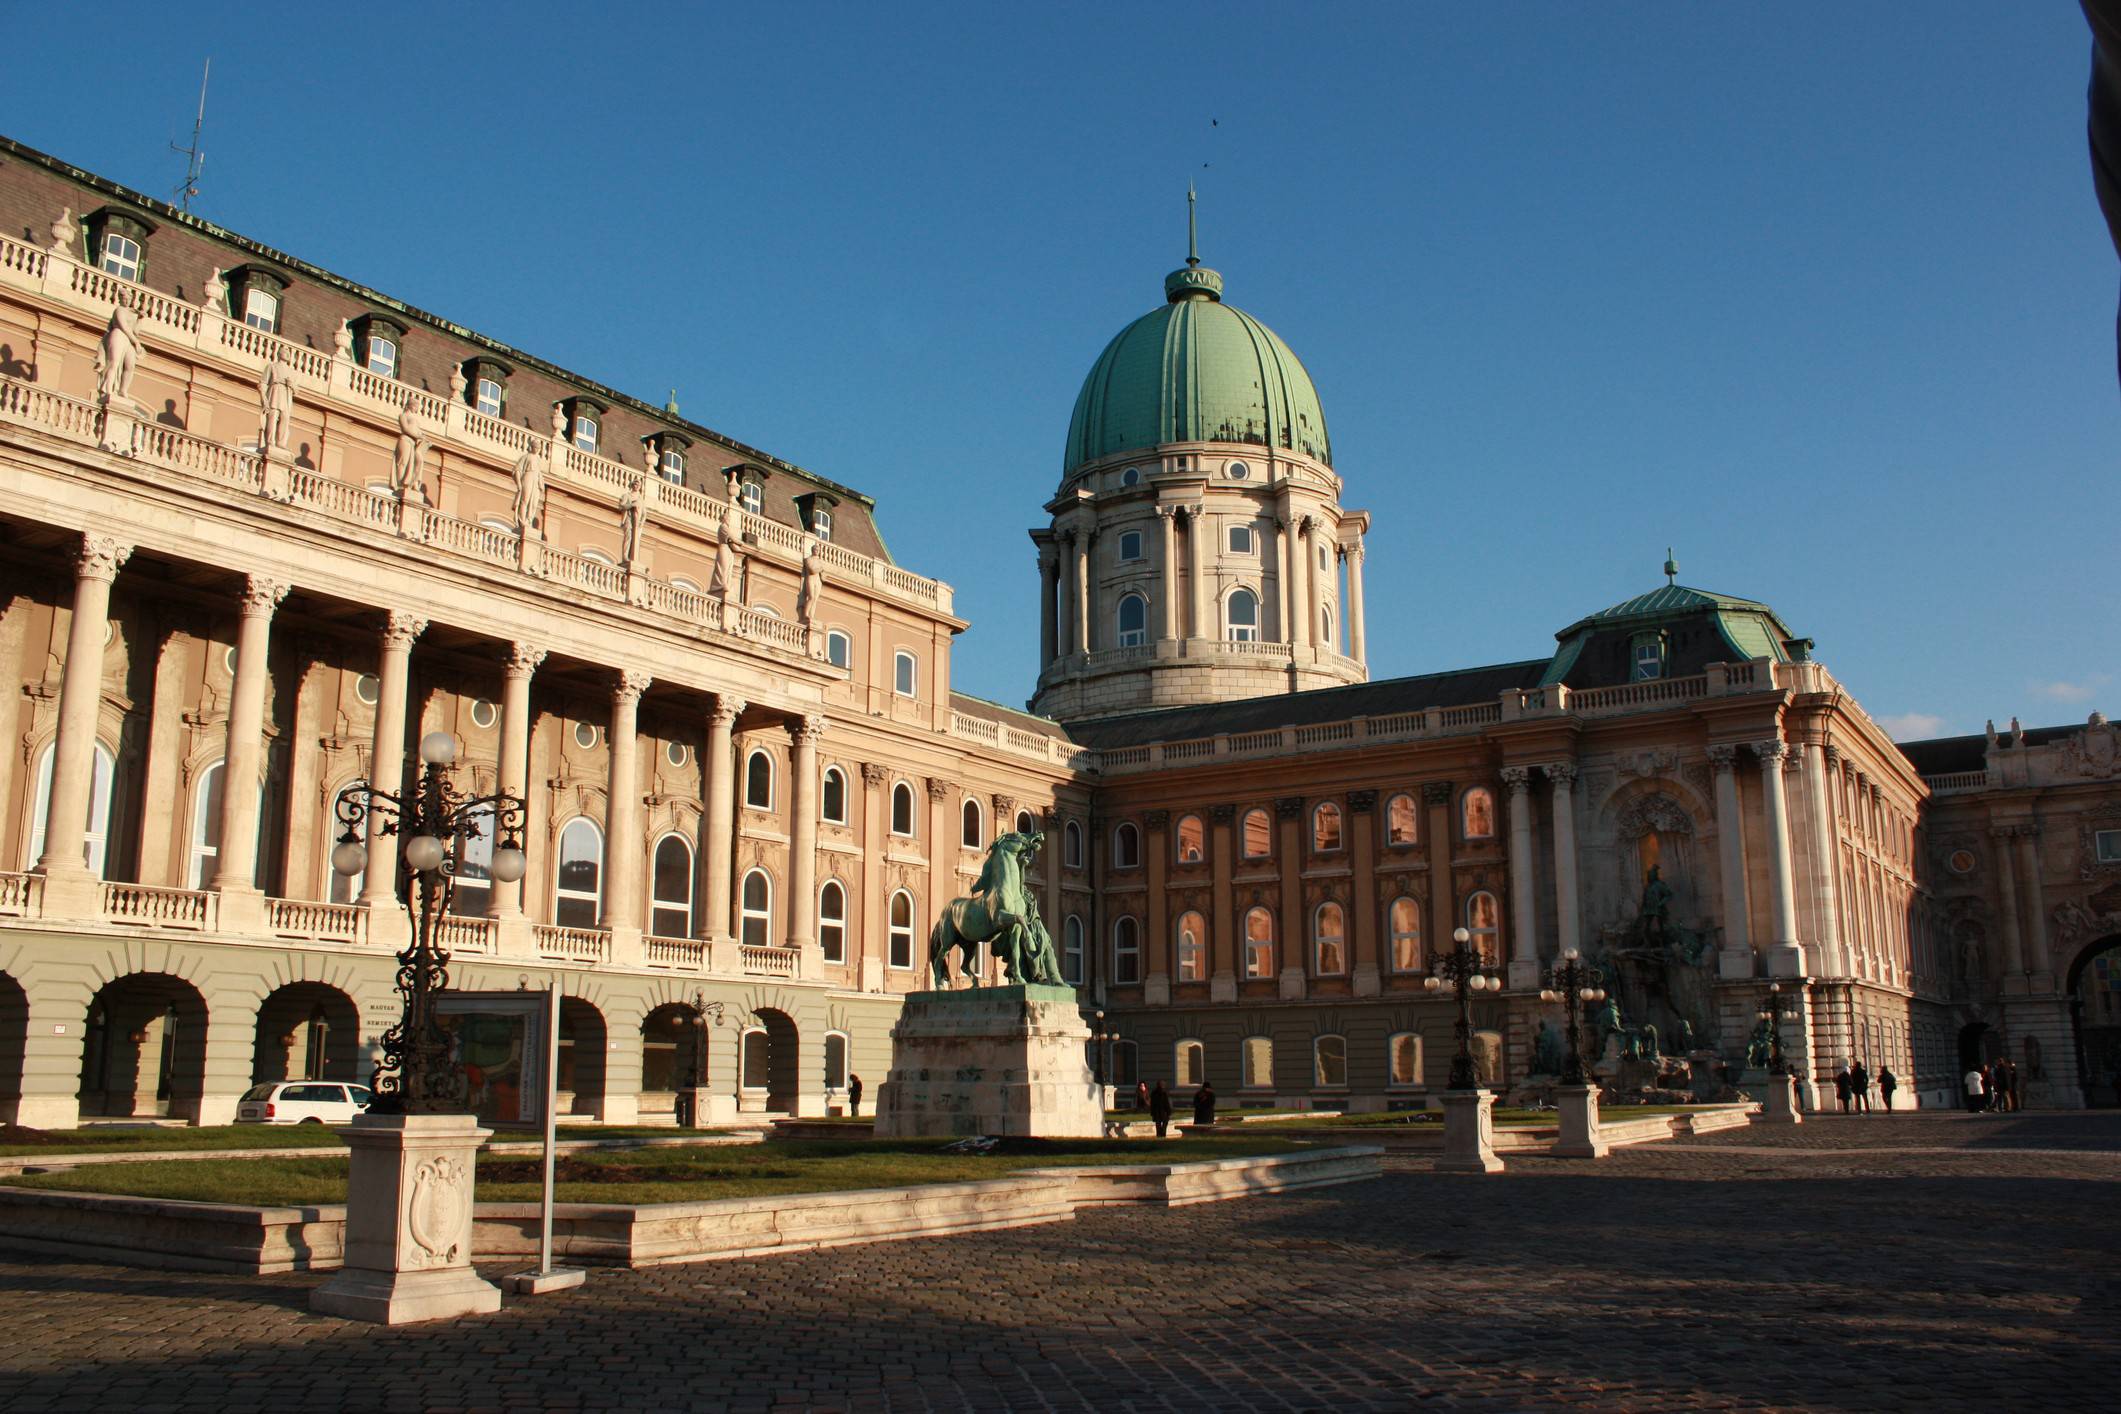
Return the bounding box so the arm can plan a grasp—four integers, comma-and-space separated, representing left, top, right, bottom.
1832, 1059, 1898, 1113
1962, 1058, 2021, 1113
1136, 1080, 1217, 1136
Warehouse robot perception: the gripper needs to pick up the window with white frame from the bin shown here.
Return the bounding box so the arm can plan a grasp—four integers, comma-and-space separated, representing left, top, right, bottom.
243, 287, 281, 335
1063, 914, 1085, 985
1175, 910, 1206, 982
1314, 1034, 1348, 1088
1241, 1035, 1273, 1088
659, 446, 686, 484
888, 889, 915, 968
650, 833, 693, 937
740, 479, 763, 515
1388, 1032, 1422, 1087
824, 1031, 849, 1090
1226, 587, 1259, 642
1016, 808, 1036, 835
366, 332, 400, 380
1112, 915, 1142, 983
1244, 906, 1275, 978
1242, 807, 1271, 860
1313, 901, 1346, 976
572, 413, 600, 452
744, 749, 773, 810
741, 1029, 768, 1090
961, 797, 982, 849
740, 868, 772, 947
1064, 820, 1084, 868
28, 741, 116, 877
581, 547, 617, 568
1461, 787, 1496, 840
891, 782, 915, 836
812, 506, 832, 541
1225, 460, 1251, 481
1175, 814, 1204, 863
450, 804, 495, 918
894, 651, 917, 698
475, 378, 504, 417
1465, 890, 1501, 966
1116, 593, 1148, 647
1386, 793, 1418, 846
819, 879, 847, 962
821, 766, 848, 824
1631, 633, 1666, 682
99, 231, 142, 281
2097, 829, 2121, 863
187, 760, 226, 889
1119, 466, 1141, 488
1118, 530, 1143, 562
1320, 603, 1335, 650
553, 818, 603, 928
1176, 1038, 1206, 1088
1112, 821, 1141, 869
1312, 801, 1343, 853
825, 630, 851, 669
1389, 896, 1423, 972
1228, 524, 1254, 554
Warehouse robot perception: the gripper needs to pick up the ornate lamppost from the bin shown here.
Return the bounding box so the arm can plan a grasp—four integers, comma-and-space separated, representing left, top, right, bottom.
674, 991, 726, 1128
1757, 984, 1795, 1077
329, 730, 528, 1114
1424, 926, 1501, 1091
1538, 947, 1607, 1086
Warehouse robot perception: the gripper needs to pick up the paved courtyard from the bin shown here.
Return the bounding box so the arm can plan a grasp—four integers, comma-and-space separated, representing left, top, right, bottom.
0, 1111, 2114, 1412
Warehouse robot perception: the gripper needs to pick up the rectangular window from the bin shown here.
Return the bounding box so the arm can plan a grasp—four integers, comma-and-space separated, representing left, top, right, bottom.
100, 233, 141, 281
813, 508, 832, 542
1631, 635, 1664, 681
660, 448, 685, 483
243, 288, 280, 334
894, 651, 917, 698
1228, 525, 1254, 554
366, 335, 397, 378
475, 379, 503, 417
573, 415, 599, 452
2099, 830, 2121, 864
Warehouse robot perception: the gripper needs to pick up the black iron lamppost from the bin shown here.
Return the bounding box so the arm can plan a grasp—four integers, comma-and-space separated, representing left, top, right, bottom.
1424, 926, 1501, 1091
1090, 1008, 1109, 1086
672, 991, 726, 1128
1538, 947, 1607, 1086
330, 730, 528, 1114
1757, 984, 1795, 1077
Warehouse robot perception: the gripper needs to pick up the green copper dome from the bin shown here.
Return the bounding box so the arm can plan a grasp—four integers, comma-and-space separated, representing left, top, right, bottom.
1063, 262, 1332, 473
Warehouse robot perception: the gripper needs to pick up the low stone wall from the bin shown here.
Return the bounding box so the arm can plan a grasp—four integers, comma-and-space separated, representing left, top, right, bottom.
0, 1132, 762, 1178
0, 1145, 1381, 1275
1226, 1104, 1756, 1154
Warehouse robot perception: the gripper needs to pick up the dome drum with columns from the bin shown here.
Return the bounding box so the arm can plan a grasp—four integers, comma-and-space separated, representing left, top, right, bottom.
1031, 237, 1370, 723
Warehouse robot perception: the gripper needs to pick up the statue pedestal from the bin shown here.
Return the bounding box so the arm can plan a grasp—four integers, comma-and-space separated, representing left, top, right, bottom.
310, 1114, 502, 1326
1552, 1084, 1608, 1158
1761, 1073, 1802, 1125
1436, 1089, 1503, 1174
874, 985, 1102, 1138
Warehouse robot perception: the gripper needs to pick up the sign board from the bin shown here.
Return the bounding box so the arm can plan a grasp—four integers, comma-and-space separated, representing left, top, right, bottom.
435, 990, 555, 1127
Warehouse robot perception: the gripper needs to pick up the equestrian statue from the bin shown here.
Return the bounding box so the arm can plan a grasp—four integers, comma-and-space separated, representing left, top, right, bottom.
929, 830, 1064, 988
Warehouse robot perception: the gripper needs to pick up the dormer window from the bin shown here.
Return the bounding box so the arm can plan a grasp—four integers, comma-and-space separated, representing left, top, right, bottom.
796, 490, 839, 541
650, 431, 692, 485
475, 377, 503, 416
242, 287, 280, 333
461, 357, 511, 417
741, 479, 763, 515
350, 315, 407, 379
101, 231, 141, 280
1630, 632, 1666, 682
226, 267, 291, 335
562, 398, 607, 453
83, 209, 154, 282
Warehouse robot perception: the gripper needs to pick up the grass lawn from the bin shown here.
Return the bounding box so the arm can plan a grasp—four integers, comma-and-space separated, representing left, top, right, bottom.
1277, 1103, 1736, 1128
0, 1135, 1311, 1207
0, 1123, 727, 1158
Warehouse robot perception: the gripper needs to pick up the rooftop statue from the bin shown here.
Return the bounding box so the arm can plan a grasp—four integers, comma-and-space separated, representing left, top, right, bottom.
511, 451, 544, 538
95, 306, 140, 407
930, 831, 1062, 988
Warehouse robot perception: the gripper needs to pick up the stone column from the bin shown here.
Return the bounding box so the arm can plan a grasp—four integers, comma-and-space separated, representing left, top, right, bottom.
1187, 505, 1209, 644
1707, 745, 1753, 978
1275, 795, 1306, 999
787, 715, 823, 967
1992, 826, 2025, 985
1143, 809, 1171, 1004
1302, 517, 1324, 653
1037, 545, 1058, 668
1753, 739, 1804, 976
1348, 790, 1380, 996
1072, 528, 1094, 656
1208, 804, 1236, 1002
862, 763, 890, 990
212, 576, 290, 913
1346, 541, 1368, 664
1423, 781, 1455, 959
359, 613, 426, 928
702, 694, 744, 951
1544, 764, 1580, 959
1803, 740, 1843, 976
926, 778, 952, 972
1056, 533, 1077, 658
1155, 506, 1178, 641
35, 535, 130, 909
2015, 827, 2051, 989
603, 672, 650, 945
488, 643, 543, 921
1289, 517, 1313, 650
1274, 516, 1298, 645
1502, 767, 1539, 989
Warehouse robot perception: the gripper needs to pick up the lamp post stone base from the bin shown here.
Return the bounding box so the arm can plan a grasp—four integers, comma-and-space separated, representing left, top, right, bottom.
1762, 1073, 1802, 1124
310, 1113, 502, 1326
1436, 1089, 1504, 1174
1552, 1083, 1608, 1158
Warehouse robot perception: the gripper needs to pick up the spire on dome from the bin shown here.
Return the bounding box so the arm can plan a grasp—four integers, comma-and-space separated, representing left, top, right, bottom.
1664, 548, 1679, 585
1166, 182, 1223, 303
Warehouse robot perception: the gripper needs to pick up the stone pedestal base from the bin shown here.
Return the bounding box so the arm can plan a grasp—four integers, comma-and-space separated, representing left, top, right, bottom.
1762, 1073, 1802, 1125
874, 985, 1101, 1138
1436, 1089, 1503, 1174
503, 1267, 586, 1295
1552, 1084, 1607, 1158
310, 1114, 502, 1326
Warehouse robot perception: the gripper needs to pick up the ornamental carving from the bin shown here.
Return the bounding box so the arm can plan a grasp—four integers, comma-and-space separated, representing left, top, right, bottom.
790, 714, 826, 747
238, 576, 290, 618
2050, 893, 2121, 952
2078, 802, 2121, 880
1752, 739, 1789, 764
861, 761, 888, 787
504, 642, 545, 679
925, 778, 949, 802
1420, 781, 1453, 807
1347, 789, 1377, 814
1614, 792, 1695, 839
1543, 762, 1578, 789
1499, 766, 1532, 793
1275, 796, 1305, 820
381, 611, 427, 652
709, 695, 746, 729
2059, 713, 2120, 779
406, 1154, 469, 1268
1144, 809, 1170, 830
1618, 748, 1679, 780
74, 535, 132, 583
614, 670, 653, 703
1210, 803, 1236, 825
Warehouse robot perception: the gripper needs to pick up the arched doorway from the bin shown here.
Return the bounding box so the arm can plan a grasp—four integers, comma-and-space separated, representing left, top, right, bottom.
251, 983, 361, 1086
741, 1008, 800, 1114
1957, 1020, 1999, 1076
0, 972, 27, 1125
639, 1002, 704, 1120
2068, 934, 2121, 1108
78, 974, 209, 1120
557, 997, 607, 1118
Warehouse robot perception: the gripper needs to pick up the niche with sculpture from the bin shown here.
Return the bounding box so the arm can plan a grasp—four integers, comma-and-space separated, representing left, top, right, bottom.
1588, 790, 1719, 1065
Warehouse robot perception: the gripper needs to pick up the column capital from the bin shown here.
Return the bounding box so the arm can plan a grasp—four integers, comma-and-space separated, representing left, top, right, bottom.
1421, 781, 1454, 807
924, 777, 950, 802
1542, 762, 1578, 789
1275, 794, 1306, 820
708, 694, 746, 729
1209, 803, 1237, 825
789, 713, 827, 746
1752, 738, 1789, 764
1705, 743, 1739, 771
381, 611, 427, 651
1144, 808, 1171, 831
1823, 744, 1845, 771
1347, 788, 1377, 814
1154, 502, 1178, 520
1786, 752, 1805, 774
504, 642, 545, 680
1346, 539, 1366, 564
238, 576, 290, 617
614, 670, 652, 705
1499, 766, 1533, 794
74, 534, 132, 583
861, 761, 888, 786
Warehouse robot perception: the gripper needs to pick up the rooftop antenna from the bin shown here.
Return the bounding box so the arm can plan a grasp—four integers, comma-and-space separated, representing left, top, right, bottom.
1186, 181, 1199, 268
171, 58, 210, 212
1664, 547, 1679, 585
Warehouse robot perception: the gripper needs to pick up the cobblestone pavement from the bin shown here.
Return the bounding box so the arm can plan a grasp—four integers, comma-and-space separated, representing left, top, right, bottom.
1, 1112, 2115, 1413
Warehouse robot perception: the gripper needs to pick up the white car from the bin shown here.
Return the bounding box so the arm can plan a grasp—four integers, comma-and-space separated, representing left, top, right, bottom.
236, 1081, 373, 1125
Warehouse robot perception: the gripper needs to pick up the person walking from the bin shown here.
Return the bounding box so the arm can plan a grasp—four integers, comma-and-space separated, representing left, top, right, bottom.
1149, 1081, 1173, 1138
1879, 1065, 1898, 1112
848, 1073, 863, 1118
1851, 1060, 1871, 1114
1192, 1080, 1217, 1127
1835, 1064, 1853, 1114
1997, 1058, 2017, 1112
1979, 1063, 1998, 1112
1963, 1065, 1985, 1113
1134, 1079, 1151, 1113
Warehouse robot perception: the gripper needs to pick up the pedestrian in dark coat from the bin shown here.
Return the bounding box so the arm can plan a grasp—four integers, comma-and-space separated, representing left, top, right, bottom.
1149, 1081, 1173, 1138
1192, 1081, 1217, 1127
848, 1074, 863, 1117
1878, 1066, 1898, 1111
1835, 1065, 1853, 1113
1134, 1080, 1151, 1113
1851, 1060, 1871, 1114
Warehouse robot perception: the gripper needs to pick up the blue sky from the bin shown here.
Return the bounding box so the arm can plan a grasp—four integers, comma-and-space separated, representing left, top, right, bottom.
8, 4, 2114, 738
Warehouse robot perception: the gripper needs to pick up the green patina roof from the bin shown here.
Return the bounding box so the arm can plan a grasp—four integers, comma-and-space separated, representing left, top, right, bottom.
1539, 581, 1799, 686
1063, 264, 1331, 473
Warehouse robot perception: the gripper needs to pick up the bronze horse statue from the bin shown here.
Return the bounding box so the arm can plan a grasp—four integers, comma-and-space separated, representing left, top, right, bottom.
929, 831, 1064, 987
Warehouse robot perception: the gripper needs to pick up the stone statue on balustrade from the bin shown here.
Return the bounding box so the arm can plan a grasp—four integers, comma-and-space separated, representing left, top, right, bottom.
929, 831, 1063, 988
391, 407, 431, 504
618, 473, 647, 566
711, 519, 743, 605
49, 207, 76, 254
333, 320, 354, 362
202, 267, 227, 314
258, 352, 294, 460
94, 306, 141, 409
800, 548, 826, 625
511, 451, 545, 539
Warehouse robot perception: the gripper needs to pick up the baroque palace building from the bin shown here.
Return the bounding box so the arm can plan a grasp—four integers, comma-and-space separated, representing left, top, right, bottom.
0, 136, 2115, 1128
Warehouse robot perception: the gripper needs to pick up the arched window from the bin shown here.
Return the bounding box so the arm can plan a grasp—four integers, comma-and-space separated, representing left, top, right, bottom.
1241, 1036, 1273, 1090
1387, 793, 1417, 846
1175, 910, 1206, 982
1116, 592, 1148, 647
581, 546, 617, 568
1112, 916, 1141, 983
328, 783, 366, 902
888, 889, 915, 969
744, 749, 773, 810
1244, 906, 1275, 978
1465, 890, 1501, 965
1312, 801, 1343, 853
1320, 603, 1335, 651
961, 797, 982, 849
1314, 1035, 1348, 1089
1175, 1038, 1205, 1088
451, 803, 495, 918
821, 766, 848, 824
1389, 896, 1423, 972
1063, 914, 1085, 985
1461, 787, 1496, 840
1016, 809, 1036, 835
1388, 1032, 1423, 1088
554, 818, 603, 928
29, 741, 117, 877
824, 1032, 850, 1091
825, 629, 852, 669
740, 868, 772, 947
1064, 820, 1084, 868
1313, 901, 1346, 975
1175, 814, 1204, 863
650, 833, 693, 937
188, 760, 225, 889
891, 782, 916, 836
1241, 807, 1271, 860
1112, 822, 1140, 869
819, 879, 847, 962
894, 650, 917, 698
1226, 587, 1259, 642
740, 1029, 768, 1090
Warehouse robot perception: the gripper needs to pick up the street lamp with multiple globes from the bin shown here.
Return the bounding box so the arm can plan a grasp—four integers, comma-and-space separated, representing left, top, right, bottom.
1538, 947, 1608, 1086
1757, 983, 1795, 1077
330, 730, 529, 1114
1424, 926, 1501, 1091
672, 991, 726, 1128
